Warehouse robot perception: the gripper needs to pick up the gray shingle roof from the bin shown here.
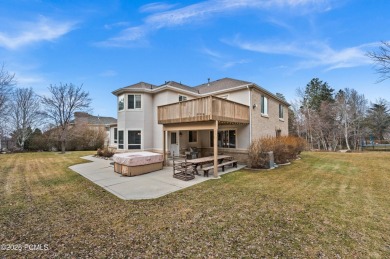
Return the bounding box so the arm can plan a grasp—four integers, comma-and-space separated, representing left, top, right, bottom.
163, 81, 199, 93
194, 77, 251, 94
122, 81, 158, 90
71, 112, 117, 125
87, 115, 117, 125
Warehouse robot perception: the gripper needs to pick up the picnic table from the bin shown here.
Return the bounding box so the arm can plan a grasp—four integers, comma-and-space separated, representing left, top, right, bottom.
188, 155, 233, 175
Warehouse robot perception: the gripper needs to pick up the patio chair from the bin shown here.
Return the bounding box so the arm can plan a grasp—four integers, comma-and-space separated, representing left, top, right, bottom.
186, 147, 199, 159
172, 154, 195, 181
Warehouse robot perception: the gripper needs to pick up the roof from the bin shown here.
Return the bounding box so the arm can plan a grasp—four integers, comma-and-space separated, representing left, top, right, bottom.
86, 115, 117, 125
112, 77, 289, 105
71, 112, 117, 125
112, 81, 158, 95
194, 77, 251, 94
163, 81, 199, 94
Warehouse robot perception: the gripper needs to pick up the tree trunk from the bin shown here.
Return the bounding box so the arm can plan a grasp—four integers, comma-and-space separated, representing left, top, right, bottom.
344, 122, 351, 150
61, 140, 66, 153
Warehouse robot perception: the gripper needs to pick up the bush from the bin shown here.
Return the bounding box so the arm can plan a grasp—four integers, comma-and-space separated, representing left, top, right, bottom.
248, 136, 307, 168
96, 147, 114, 158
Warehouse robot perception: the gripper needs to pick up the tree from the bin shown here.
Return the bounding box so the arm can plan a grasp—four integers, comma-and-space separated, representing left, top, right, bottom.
0, 64, 16, 150
365, 99, 390, 140
41, 83, 91, 153
303, 78, 334, 111
367, 41, 390, 82
9, 87, 42, 150
0, 64, 15, 118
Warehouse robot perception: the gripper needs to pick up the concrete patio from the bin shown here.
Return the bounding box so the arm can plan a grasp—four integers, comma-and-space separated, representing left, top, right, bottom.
69, 155, 245, 200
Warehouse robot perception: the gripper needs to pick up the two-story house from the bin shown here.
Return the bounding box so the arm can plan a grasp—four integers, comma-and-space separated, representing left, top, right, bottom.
110, 78, 289, 167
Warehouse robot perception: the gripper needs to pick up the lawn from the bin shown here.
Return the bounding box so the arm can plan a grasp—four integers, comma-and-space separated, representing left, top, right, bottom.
0, 151, 389, 258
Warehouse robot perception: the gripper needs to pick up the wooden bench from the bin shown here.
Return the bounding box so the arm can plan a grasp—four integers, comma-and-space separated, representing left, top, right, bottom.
202, 160, 237, 177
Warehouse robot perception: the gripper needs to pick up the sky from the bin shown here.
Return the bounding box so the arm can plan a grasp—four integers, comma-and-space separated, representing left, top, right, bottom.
1, 0, 389, 118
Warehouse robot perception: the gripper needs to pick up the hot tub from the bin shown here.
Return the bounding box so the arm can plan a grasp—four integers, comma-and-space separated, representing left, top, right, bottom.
113, 151, 163, 176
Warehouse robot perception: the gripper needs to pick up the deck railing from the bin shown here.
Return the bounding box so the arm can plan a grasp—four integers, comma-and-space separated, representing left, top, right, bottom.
158, 96, 250, 124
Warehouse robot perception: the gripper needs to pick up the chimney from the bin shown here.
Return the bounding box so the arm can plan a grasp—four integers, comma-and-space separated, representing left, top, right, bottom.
207, 78, 210, 86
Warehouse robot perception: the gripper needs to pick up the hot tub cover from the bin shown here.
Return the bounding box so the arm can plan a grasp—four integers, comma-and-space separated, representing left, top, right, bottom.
113, 151, 163, 167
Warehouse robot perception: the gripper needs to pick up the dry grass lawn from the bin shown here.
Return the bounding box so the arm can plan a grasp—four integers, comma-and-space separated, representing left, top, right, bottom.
0, 151, 389, 258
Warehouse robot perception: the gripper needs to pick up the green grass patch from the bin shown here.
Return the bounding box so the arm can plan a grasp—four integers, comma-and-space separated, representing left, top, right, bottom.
0, 151, 389, 257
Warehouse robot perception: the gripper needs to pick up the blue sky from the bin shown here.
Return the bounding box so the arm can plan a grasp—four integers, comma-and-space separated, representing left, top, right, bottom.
1, 0, 389, 118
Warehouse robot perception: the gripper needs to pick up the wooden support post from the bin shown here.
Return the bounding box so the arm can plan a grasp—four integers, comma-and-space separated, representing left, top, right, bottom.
162, 129, 166, 166
213, 120, 218, 178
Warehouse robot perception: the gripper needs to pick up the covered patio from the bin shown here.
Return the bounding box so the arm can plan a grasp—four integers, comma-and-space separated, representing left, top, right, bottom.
158, 96, 250, 178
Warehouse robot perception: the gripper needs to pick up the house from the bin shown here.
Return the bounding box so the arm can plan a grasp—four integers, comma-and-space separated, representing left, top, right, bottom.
71, 112, 117, 147
109, 77, 289, 170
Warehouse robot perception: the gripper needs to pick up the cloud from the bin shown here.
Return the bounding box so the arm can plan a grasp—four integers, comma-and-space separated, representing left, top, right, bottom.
0, 16, 76, 50
101, 0, 332, 47
222, 59, 250, 68
225, 36, 373, 71
200, 46, 251, 69
139, 2, 178, 13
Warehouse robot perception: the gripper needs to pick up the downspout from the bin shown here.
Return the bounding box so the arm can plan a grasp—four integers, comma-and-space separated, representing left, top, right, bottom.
247, 85, 252, 145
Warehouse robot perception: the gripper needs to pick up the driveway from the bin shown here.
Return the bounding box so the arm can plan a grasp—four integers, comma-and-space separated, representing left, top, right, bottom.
69, 155, 245, 200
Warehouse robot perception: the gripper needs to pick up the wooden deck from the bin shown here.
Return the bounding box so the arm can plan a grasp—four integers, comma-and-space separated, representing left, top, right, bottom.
158, 96, 250, 124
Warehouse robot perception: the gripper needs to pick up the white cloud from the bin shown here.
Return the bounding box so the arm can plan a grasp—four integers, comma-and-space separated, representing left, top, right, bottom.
0, 16, 76, 50
200, 46, 251, 69
101, 0, 332, 47
226, 37, 374, 71
222, 59, 250, 68
139, 2, 178, 13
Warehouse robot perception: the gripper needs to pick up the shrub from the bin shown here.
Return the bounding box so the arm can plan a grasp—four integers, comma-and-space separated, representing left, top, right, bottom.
96, 147, 114, 158
248, 136, 307, 168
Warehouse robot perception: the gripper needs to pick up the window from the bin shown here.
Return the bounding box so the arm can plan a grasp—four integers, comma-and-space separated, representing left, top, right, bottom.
114, 128, 118, 143
279, 104, 284, 119
128, 130, 141, 149
171, 132, 177, 144
189, 131, 197, 143
128, 94, 142, 110
276, 129, 282, 138
261, 95, 268, 115
179, 95, 187, 102
118, 96, 124, 111
210, 130, 236, 148
118, 130, 124, 149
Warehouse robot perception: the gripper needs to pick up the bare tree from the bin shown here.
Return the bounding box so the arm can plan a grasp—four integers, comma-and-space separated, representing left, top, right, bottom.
9, 87, 42, 150
0, 64, 16, 150
0, 64, 15, 116
367, 41, 390, 82
41, 83, 91, 153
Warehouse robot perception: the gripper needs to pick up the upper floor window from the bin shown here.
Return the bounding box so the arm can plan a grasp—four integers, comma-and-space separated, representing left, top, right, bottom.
261, 95, 268, 115
279, 104, 284, 119
128, 94, 142, 110
118, 96, 124, 111
179, 95, 187, 102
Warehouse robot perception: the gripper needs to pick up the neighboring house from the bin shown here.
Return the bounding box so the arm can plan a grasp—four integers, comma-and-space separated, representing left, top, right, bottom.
71, 112, 117, 147
110, 77, 289, 164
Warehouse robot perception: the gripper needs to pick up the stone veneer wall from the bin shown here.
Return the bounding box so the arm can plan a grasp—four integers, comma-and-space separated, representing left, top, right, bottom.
200, 147, 249, 164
